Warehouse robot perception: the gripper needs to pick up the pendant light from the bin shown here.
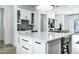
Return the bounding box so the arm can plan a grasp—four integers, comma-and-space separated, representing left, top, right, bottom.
36, 5, 55, 11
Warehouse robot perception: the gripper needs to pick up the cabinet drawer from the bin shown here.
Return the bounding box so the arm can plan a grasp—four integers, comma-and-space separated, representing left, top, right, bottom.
33, 40, 46, 54
21, 45, 32, 54
20, 37, 32, 45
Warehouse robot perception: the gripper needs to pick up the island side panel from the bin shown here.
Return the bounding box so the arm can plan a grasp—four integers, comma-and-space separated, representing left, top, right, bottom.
47, 39, 61, 54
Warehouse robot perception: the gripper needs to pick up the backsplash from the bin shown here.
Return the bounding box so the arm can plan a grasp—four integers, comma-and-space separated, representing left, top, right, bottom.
17, 20, 33, 31
17, 24, 29, 31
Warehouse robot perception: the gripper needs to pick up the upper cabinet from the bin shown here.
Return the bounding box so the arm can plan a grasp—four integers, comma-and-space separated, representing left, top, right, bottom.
17, 8, 35, 31
17, 8, 35, 24
20, 9, 27, 20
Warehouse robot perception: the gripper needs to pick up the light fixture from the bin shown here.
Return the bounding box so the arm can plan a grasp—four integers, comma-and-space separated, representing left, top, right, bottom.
36, 5, 55, 11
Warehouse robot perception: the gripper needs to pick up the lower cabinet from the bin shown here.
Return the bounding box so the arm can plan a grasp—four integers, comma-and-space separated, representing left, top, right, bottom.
72, 35, 79, 54
17, 36, 46, 54
17, 35, 71, 54
33, 40, 46, 54
47, 39, 61, 54
17, 36, 62, 54
20, 45, 32, 54
16, 37, 22, 54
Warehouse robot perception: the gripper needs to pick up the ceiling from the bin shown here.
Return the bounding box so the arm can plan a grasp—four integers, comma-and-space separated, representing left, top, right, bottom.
18, 5, 79, 14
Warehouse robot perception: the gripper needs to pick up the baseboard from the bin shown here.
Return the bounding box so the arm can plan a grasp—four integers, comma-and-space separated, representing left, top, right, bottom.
5, 44, 15, 47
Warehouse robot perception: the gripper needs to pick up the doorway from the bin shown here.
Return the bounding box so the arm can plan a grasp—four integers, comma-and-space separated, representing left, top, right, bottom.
0, 8, 5, 48
40, 14, 48, 32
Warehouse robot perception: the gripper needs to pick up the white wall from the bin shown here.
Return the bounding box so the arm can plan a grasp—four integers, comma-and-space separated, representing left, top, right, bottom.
18, 5, 36, 11
55, 5, 79, 14
10, 6, 17, 46
34, 10, 41, 31
54, 6, 79, 33
0, 5, 14, 44
0, 8, 4, 40
64, 14, 79, 33
34, 9, 55, 32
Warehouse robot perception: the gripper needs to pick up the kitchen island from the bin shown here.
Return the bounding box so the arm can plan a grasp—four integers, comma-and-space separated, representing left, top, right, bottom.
17, 32, 73, 54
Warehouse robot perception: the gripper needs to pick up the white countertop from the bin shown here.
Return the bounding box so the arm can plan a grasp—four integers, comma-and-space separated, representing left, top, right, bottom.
18, 32, 73, 43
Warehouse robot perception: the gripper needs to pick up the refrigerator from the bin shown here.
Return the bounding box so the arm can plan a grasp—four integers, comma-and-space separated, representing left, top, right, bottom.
72, 19, 79, 54
74, 19, 79, 34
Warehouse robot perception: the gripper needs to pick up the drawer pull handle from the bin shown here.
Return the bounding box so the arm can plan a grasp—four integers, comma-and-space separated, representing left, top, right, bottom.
18, 38, 20, 43
22, 39, 29, 42
35, 41, 41, 44
22, 46, 29, 50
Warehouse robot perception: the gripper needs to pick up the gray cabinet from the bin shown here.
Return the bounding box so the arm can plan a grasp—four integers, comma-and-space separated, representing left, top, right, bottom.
48, 39, 61, 54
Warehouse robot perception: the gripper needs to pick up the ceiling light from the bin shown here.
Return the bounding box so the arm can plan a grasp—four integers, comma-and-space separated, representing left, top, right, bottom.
36, 5, 55, 11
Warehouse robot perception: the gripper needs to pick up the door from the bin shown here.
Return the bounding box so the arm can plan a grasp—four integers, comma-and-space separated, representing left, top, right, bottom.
40, 14, 48, 32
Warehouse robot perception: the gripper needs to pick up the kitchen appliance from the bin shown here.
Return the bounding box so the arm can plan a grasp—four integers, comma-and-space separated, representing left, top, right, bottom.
74, 19, 79, 34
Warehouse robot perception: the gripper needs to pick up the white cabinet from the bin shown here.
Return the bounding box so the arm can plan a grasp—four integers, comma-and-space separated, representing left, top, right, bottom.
17, 36, 46, 54
17, 8, 35, 24
16, 37, 22, 54
17, 35, 67, 54
33, 40, 46, 54
72, 35, 79, 54
20, 9, 27, 19
20, 36, 32, 54
21, 45, 32, 54
17, 36, 61, 54
21, 9, 31, 20
48, 39, 61, 54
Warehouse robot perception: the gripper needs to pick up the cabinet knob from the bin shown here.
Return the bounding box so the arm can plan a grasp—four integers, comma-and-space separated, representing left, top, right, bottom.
18, 38, 20, 43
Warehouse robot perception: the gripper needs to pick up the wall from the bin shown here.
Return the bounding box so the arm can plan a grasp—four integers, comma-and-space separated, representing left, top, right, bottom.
34, 9, 55, 32
10, 6, 17, 46
0, 5, 14, 44
55, 5, 79, 14
54, 14, 79, 33
0, 8, 4, 41
54, 6, 79, 33
18, 5, 36, 11
34, 10, 41, 31
64, 14, 79, 33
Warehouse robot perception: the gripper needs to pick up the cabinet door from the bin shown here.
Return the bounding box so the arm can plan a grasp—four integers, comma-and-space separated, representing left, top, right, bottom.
20, 9, 27, 19
16, 37, 22, 54
48, 39, 61, 54
20, 37, 32, 54
72, 35, 79, 54
33, 40, 46, 54
20, 45, 32, 54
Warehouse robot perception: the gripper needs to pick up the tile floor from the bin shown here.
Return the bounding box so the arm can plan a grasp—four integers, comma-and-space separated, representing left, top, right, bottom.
0, 44, 16, 54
